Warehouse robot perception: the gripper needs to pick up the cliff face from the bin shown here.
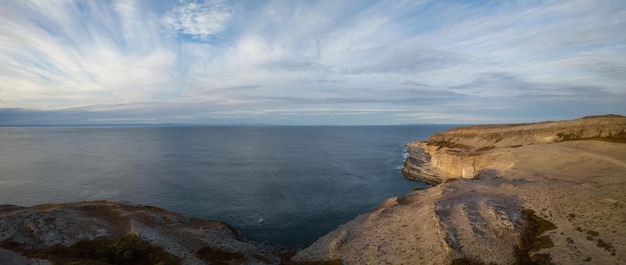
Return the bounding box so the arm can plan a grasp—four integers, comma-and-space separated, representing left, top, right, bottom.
0, 201, 280, 265
295, 115, 626, 265
403, 115, 626, 183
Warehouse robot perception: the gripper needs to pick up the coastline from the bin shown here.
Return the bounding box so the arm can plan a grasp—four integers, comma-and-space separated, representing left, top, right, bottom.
294, 115, 626, 264
2, 115, 625, 264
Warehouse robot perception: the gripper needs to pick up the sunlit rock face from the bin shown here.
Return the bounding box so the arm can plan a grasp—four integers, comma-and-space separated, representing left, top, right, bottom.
295, 115, 626, 265
403, 114, 626, 183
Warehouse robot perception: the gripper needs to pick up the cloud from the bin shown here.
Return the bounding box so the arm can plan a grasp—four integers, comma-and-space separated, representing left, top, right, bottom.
262, 60, 328, 73
162, 0, 232, 40
402, 80, 431, 87
0, 0, 625, 125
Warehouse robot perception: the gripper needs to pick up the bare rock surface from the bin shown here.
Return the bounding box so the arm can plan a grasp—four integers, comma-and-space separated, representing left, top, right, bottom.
0, 201, 280, 265
295, 115, 626, 264
404, 114, 626, 182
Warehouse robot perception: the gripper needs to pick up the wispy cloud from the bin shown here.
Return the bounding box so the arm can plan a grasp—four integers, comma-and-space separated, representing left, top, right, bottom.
0, 0, 625, 125
162, 0, 232, 40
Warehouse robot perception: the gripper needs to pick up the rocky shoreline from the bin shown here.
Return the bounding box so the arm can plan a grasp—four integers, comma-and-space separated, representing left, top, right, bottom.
294, 115, 626, 264
2, 115, 625, 264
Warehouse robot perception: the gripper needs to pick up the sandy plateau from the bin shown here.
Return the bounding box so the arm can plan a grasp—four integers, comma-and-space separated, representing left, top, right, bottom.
294, 115, 626, 265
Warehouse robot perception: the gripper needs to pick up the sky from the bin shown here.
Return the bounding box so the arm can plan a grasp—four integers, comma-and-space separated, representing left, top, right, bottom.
0, 0, 625, 125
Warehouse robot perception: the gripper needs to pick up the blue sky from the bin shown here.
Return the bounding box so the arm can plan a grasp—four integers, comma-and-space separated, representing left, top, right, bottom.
1, 0, 625, 125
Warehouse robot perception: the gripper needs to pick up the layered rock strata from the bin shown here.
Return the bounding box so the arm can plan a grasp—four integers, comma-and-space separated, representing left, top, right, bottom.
294, 115, 626, 264
403, 114, 626, 183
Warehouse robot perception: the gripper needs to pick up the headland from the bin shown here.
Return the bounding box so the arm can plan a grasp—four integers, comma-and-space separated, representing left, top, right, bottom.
2, 115, 625, 264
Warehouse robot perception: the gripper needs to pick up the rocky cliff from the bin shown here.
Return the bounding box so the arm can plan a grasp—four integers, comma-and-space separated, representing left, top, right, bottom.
2, 116, 625, 265
295, 115, 626, 264
0, 201, 280, 265
403, 114, 626, 183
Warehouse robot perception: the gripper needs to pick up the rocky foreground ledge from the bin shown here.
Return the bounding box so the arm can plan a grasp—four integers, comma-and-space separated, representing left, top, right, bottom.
294, 115, 626, 264
0, 201, 280, 265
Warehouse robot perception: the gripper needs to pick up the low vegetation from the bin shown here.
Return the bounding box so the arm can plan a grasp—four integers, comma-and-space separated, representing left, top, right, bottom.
514, 209, 557, 265
426, 140, 470, 150
196, 246, 245, 265
15, 234, 180, 265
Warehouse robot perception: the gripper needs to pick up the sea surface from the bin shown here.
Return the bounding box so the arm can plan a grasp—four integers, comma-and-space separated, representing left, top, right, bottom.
0, 125, 454, 247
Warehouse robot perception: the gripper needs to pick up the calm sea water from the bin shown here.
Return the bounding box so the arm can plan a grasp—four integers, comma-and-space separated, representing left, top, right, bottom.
0, 125, 452, 247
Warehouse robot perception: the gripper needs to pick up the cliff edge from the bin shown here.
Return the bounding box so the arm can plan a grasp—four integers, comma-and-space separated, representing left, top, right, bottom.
403, 114, 626, 183
294, 115, 626, 264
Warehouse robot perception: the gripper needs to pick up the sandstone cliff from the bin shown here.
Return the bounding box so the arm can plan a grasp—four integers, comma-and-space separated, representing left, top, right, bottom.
403, 114, 626, 182
0, 201, 280, 265
295, 115, 626, 264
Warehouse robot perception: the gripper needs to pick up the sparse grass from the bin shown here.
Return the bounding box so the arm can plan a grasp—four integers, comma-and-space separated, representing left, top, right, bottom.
17, 233, 180, 265
596, 238, 616, 256
450, 257, 498, 265
196, 246, 244, 265
281, 257, 343, 265
476, 146, 495, 152
532, 236, 554, 251
427, 140, 470, 150
396, 196, 414, 205
555, 129, 626, 143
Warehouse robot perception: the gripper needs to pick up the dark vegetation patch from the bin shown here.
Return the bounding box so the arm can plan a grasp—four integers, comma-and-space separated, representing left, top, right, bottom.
396, 195, 414, 205
566, 213, 575, 221
9, 234, 180, 265
197, 246, 245, 265
277, 251, 343, 265
513, 209, 557, 265
555, 130, 626, 143
587, 135, 626, 143
426, 140, 470, 150
143, 205, 169, 213
596, 238, 616, 256
510, 145, 523, 148
476, 146, 495, 152
555, 132, 582, 141
450, 257, 496, 265
532, 236, 554, 251
586, 230, 599, 237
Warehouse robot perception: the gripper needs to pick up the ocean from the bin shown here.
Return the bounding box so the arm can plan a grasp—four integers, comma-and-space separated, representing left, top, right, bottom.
0, 125, 453, 248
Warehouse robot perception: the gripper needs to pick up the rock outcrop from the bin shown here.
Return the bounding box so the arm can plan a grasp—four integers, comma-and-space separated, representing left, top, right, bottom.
403, 114, 626, 183
0, 201, 280, 265
295, 115, 626, 264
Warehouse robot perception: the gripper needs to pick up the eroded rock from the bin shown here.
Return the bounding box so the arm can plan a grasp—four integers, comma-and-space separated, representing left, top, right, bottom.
0, 201, 279, 265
